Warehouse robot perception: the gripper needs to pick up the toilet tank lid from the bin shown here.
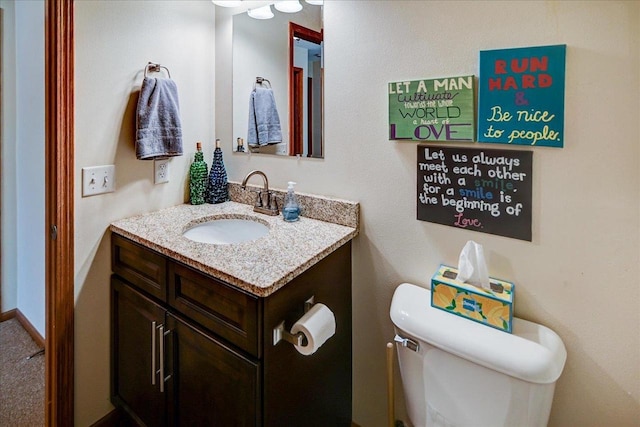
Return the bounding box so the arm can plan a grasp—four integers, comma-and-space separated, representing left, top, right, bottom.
390, 283, 567, 384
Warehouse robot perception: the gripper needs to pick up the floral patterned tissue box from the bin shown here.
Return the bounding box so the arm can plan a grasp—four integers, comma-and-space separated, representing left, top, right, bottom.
431, 264, 515, 333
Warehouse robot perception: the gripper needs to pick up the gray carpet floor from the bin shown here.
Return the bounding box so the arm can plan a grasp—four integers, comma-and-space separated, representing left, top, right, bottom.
0, 318, 45, 427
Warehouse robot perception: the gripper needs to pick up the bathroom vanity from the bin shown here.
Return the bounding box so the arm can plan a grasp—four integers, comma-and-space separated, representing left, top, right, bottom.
109, 193, 358, 427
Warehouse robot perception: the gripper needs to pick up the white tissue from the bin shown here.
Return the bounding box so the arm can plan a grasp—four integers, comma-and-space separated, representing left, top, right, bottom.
291, 303, 336, 356
456, 240, 490, 290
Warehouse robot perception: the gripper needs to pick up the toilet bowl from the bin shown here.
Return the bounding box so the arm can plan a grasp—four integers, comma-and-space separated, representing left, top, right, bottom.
390, 283, 566, 427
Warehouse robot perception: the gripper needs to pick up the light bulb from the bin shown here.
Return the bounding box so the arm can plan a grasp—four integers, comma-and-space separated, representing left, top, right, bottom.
274, 1, 303, 13
248, 4, 274, 19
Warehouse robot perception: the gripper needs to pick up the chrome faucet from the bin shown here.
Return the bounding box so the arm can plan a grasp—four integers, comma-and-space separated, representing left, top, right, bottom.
241, 170, 279, 216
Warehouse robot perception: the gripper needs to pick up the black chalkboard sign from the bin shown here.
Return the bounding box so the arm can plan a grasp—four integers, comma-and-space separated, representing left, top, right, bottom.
417, 145, 532, 241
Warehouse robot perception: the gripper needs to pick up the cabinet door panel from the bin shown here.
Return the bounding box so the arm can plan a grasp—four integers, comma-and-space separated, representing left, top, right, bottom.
166, 313, 261, 427
112, 277, 167, 427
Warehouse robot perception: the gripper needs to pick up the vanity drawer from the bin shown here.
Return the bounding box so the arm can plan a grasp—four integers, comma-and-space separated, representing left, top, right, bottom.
168, 261, 260, 357
112, 234, 167, 301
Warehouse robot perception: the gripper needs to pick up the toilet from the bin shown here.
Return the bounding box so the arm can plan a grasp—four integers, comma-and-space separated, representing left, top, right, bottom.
390, 283, 567, 427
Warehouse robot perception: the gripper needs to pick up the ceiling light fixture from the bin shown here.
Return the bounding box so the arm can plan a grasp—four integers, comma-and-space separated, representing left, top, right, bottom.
305, 0, 323, 5
248, 4, 275, 19
274, 1, 303, 13
211, 0, 243, 7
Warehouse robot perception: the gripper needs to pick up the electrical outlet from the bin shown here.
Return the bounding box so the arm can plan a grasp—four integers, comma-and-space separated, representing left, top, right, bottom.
154, 159, 170, 184
82, 165, 115, 197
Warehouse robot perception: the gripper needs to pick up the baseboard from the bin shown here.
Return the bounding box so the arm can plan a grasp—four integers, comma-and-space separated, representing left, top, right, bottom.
0, 308, 45, 348
0, 308, 17, 322
16, 309, 45, 348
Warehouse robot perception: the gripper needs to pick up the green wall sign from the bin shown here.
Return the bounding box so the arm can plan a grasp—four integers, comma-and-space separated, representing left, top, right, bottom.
389, 76, 475, 142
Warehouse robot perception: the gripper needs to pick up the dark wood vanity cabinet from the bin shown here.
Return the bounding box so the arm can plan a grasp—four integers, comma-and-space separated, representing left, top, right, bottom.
111, 233, 352, 427
112, 277, 259, 427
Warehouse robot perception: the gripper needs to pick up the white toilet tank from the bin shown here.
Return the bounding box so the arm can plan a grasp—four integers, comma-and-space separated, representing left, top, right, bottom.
390, 283, 566, 427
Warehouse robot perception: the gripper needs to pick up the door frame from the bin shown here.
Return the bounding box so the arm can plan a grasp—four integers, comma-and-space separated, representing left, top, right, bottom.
44, 0, 74, 425
291, 66, 304, 156
1, 7, 4, 314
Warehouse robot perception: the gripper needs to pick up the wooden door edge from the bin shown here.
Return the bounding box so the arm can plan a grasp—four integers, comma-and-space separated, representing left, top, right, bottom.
45, 0, 75, 425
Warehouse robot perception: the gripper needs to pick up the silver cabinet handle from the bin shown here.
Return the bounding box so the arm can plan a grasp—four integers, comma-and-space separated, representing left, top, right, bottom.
151, 321, 157, 385
159, 324, 165, 393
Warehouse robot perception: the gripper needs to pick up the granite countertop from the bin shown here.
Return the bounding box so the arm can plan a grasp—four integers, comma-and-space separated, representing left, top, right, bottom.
110, 200, 359, 297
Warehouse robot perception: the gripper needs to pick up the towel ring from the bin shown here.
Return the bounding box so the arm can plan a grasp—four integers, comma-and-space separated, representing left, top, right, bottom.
144, 62, 171, 78
254, 76, 272, 89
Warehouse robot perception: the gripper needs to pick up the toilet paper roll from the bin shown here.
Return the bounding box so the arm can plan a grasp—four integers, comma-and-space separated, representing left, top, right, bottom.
291, 303, 336, 356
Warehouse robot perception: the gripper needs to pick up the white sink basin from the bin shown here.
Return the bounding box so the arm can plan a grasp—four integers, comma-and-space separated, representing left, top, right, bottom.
182, 218, 270, 245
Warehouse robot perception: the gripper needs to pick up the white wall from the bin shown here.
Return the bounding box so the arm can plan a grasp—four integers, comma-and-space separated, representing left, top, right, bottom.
15, 0, 45, 337
1, 0, 18, 314
74, 2, 215, 425
0, 0, 45, 337
218, 1, 640, 426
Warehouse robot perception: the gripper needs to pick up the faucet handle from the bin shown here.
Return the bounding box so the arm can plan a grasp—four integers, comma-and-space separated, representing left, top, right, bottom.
267, 191, 279, 211
249, 189, 263, 207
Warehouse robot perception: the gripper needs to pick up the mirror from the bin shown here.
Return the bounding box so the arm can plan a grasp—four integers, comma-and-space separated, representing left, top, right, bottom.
232, 4, 323, 158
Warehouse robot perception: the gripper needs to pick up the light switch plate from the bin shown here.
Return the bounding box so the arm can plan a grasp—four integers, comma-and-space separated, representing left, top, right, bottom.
82, 165, 115, 197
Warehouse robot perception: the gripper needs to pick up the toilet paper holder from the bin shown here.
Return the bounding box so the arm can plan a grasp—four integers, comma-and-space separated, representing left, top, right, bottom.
272, 296, 315, 347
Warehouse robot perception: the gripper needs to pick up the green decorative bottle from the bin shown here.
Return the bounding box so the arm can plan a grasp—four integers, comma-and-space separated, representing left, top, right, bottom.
189, 142, 208, 205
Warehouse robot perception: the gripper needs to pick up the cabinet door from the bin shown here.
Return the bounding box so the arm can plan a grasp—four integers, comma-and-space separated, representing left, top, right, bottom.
166, 313, 261, 427
112, 277, 167, 427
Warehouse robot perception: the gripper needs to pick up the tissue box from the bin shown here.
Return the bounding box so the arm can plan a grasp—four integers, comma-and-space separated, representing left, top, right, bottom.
431, 264, 515, 333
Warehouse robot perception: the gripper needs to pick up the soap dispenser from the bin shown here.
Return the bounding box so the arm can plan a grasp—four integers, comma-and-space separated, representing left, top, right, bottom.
282, 181, 301, 222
